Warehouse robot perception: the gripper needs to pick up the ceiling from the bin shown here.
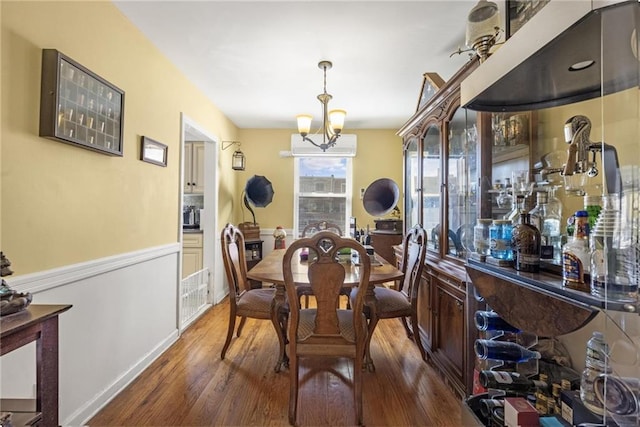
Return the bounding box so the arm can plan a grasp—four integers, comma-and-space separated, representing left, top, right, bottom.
114, 1, 482, 131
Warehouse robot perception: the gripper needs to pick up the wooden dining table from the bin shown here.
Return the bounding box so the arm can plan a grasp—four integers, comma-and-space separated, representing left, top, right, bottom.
246, 248, 404, 371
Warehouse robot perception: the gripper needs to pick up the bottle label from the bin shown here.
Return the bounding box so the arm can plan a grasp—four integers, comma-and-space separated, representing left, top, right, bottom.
491, 371, 516, 384
563, 252, 584, 283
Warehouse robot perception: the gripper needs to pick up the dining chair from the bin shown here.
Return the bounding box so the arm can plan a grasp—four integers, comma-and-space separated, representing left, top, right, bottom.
282, 231, 371, 426
220, 223, 289, 372
300, 220, 344, 308
355, 224, 427, 372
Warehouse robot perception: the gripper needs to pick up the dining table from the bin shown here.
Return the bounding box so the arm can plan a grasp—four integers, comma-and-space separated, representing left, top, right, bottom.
246, 248, 404, 371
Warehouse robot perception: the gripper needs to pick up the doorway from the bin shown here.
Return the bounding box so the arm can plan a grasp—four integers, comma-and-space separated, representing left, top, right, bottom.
179, 114, 220, 331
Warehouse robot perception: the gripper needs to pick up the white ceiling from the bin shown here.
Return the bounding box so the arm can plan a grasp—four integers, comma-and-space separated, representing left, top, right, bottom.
114, 0, 482, 131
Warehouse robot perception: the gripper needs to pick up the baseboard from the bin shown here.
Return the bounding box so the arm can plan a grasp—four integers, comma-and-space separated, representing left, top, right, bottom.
65, 329, 180, 426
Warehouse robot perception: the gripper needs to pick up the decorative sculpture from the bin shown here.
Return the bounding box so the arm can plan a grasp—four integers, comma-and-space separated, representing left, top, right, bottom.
0, 252, 32, 316
273, 226, 286, 249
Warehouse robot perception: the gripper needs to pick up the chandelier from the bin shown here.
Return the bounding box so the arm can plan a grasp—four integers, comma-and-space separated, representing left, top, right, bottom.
296, 61, 346, 152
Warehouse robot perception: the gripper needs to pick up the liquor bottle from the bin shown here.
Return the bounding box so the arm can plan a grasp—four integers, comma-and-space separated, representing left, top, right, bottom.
529, 190, 562, 262
562, 210, 591, 292
479, 398, 504, 419
479, 370, 548, 393
580, 331, 611, 415
474, 339, 541, 362
474, 311, 520, 333
504, 194, 526, 225
511, 211, 541, 272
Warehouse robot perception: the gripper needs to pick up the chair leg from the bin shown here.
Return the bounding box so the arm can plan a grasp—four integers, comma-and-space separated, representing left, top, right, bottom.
354, 351, 364, 426
236, 316, 247, 337
400, 316, 413, 339
273, 310, 289, 373
365, 316, 379, 372
288, 355, 299, 425
221, 310, 236, 360
410, 312, 427, 361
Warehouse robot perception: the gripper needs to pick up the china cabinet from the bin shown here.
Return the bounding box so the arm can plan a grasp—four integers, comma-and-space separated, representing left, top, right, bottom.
184, 142, 205, 194
397, 58, 484, 397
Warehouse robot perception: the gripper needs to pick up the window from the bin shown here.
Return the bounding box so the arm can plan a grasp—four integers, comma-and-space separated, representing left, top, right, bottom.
294, 156, 353, 237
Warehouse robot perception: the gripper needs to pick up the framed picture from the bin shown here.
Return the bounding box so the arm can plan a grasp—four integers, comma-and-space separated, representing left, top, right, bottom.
416, 73, 445, 112
140, 136, 168, 167
506, 0, 550, 39
39, 49, 125, 156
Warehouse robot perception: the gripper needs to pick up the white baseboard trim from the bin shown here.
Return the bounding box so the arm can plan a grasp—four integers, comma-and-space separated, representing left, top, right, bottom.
8, 243, 180, 294
66, 329, 180, 426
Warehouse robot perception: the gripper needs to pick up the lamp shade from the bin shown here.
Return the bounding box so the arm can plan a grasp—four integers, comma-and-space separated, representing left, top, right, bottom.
296, 115, 312, 135
329, 109, 346, 132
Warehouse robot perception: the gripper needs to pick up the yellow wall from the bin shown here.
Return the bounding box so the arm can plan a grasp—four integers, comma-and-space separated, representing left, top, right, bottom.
1, 1, 239, 274
237, 129, 403, 231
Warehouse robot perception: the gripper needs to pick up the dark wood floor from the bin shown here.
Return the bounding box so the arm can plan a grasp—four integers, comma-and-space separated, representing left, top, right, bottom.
89, 297, 462, 426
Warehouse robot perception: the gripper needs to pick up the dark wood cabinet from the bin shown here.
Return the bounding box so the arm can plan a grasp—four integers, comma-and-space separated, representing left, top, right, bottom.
415, 271, 433, 351
244, 239, 263, 289
370, 231, 402, 265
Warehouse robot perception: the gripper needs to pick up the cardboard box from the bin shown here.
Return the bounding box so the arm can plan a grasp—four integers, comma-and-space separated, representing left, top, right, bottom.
504, 397, 539, 427
560, 390, 604, 426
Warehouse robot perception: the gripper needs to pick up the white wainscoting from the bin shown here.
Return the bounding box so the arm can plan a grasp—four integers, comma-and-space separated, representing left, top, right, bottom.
1, 243, 183, 426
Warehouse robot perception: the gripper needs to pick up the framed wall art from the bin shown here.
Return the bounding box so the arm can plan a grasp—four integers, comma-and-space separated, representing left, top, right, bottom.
39, 49, 125, 156
416, 72, 445, 112
140, 136, 168, 167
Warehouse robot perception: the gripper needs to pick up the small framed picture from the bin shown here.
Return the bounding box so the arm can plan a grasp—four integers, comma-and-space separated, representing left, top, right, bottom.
416, 73, 445, 112
140, 136, 168, 167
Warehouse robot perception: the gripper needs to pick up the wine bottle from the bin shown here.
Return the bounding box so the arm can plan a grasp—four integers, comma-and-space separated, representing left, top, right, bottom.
475, 339, 541, 362
474, 311, 520, 333
479, 398, 503, 419
479, 370, 548, 393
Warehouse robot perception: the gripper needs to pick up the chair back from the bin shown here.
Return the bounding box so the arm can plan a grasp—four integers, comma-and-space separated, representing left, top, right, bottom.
221, 223, 251, 298
398, 225, 427, 301
283, 231, 371, 345
301, 221, 343, 237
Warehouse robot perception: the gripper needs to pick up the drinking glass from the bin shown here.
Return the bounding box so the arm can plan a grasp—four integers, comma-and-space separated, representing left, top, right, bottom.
512, 170, 533, 197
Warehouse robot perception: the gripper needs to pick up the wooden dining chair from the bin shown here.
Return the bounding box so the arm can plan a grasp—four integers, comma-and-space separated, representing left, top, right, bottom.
300, 220, 344, 308
355, 224, 427, 372
282, 231, 371, 426
220, 223, 289, 372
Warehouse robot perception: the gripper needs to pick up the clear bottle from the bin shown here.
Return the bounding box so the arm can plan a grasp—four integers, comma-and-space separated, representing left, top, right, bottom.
474, 219, 493, 256
504, 194, 526, 225
529, 190, 562, 262
474, 339, 542, 363
580, 332, 611, 415
512, 212, 541, 273
562, 210, 591, 292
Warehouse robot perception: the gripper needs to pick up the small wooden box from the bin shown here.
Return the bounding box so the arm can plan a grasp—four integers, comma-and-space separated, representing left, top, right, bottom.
239, 222, 260, 239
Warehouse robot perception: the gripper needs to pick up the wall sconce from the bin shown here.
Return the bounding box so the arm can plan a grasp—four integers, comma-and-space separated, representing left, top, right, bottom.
222, 141, 246, 171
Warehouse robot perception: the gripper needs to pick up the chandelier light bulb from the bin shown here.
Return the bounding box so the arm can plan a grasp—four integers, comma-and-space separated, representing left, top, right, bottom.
296, 114, 312, 136
329, 109, 346, 132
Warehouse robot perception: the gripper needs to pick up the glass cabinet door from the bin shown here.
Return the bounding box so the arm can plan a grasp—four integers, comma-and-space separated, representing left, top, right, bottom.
446, 107, 478, 258
422, 123, 441, 252
404, 137, 419, 231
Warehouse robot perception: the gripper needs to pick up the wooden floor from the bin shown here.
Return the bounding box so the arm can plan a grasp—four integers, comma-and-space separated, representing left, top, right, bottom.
88, 297, 462, 426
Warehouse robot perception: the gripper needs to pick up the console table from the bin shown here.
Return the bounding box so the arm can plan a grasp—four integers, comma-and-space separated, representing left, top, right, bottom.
1, 304, 72, 426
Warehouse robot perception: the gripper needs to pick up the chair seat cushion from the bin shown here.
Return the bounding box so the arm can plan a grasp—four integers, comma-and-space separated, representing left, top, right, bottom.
236, 288, 275, 319
351, 286, 411, 318
373, 287, 411, 316
298, 309, 364, 342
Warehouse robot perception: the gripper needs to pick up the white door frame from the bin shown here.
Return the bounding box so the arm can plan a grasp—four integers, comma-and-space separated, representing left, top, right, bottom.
180, 114, 221, 311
